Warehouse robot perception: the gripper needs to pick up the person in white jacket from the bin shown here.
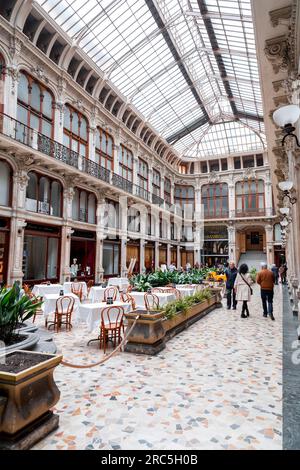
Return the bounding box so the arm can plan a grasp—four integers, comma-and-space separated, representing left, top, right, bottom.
234, 264, 253, 318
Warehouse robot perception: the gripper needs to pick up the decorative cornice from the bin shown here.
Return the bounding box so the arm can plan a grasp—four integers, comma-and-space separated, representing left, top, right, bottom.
269, 5, 293, 27
264, 35, 291, 74
30, 65, 49, 84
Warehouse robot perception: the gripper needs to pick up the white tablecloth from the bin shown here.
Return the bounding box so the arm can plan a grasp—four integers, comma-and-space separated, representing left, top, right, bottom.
175, 287, 196, 297
79, 301, 131, 332
107, 277, 129, 291
42, 293, 80, 320
88, 286, 120, 303
130, 292, 176, 308
63, 281, 88, 297
32, 284, 63, 297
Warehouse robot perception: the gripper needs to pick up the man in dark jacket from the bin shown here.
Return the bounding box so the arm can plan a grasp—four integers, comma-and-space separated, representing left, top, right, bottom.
225, 261, 238, 310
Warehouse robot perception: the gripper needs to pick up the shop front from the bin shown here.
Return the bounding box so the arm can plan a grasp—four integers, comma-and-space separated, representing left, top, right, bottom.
159, 244, 167, 267
145, 242, 155, 273
0, 217, 10, 285
23, 222, 60, 284
70, 229, 96, 282
126, 240, 140, 274
171, 246, 177, 266
181, 249, 194, 268
201, 226, 228, 267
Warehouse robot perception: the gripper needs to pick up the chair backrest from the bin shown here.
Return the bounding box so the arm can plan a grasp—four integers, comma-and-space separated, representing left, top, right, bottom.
104, 286, 118, 301
87, 280, 94, 289
71, 282, 83, 296
56, 296, 75, 314
23, 284, 31, 294
151, 287, 164, 293
101, 306, 124, 328
160, 287, 181, 299
144, 293, 159, 310
120, 292, 136, 310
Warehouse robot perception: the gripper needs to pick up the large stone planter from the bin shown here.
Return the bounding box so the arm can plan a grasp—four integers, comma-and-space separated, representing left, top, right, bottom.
163, 296, 217, 339
0, 333, 40, 355
124, 293, 220, 355
0, 350, 62, 450
124, 310, 166, 355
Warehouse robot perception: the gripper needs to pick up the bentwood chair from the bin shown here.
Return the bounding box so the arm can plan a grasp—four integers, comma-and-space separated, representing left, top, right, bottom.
104, 286, 118, 302
144, 293, 160, 311
48, 296, 75, 333
99, 306, 124, 353
87, 280, 94, 297
30, 293, 44, 323
163, 287, 181, 300
151, 287, 164, 293
71, 282, 83, 301
120, 292, 136, 311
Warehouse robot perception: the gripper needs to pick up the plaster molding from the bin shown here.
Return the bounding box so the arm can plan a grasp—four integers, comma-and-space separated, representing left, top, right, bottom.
264, 35, 290, 74
269, 5, 293, 27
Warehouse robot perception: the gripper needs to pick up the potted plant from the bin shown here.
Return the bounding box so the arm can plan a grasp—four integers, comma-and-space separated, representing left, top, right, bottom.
0, 283, 62, 449
0, 282, 43, 353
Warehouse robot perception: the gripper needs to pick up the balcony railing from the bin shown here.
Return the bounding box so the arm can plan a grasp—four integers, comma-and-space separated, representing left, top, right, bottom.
152, 194, 164, 206
112, 173, 133, 194
134, 185, 151, 202
204, 211, 229, 219
233, 208, 266, 218
0, 112, 110, 184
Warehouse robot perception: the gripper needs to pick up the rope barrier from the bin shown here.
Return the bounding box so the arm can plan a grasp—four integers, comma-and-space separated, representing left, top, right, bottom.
60, 314, 140, 369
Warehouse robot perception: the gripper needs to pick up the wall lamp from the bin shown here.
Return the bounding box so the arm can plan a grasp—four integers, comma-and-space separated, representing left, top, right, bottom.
278, 181, 297, 205
273, 104, 300, 147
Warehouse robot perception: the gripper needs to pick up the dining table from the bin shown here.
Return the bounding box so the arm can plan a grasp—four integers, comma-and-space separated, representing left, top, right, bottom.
107, 277, 129, 291
42, 293, 80, 322
88, 286, 120, 303
130, 291, 176, 309
78, 301, 132, 332
32, 284, 63, 297
63, 281, 88, 298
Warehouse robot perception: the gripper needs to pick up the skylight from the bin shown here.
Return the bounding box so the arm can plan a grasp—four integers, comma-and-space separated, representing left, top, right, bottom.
37, 0, 265, 159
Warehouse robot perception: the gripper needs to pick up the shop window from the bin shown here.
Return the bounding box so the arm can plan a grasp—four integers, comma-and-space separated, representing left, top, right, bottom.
201, 162, 208, 173
23, 232, 59, 281
243, 155, 255, 168
221, 159, 228, 171
256, 154, 264, 166
128, 207, 140, 232
209, 160, 220, 172
234, 157, 241, 169
103, 242, 120, 276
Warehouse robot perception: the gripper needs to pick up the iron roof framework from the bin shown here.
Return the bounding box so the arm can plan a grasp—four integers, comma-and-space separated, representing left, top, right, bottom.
37, 0, 266, 159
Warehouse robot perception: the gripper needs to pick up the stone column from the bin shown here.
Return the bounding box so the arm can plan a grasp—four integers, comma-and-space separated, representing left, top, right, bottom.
8, 218, 27, 285
120, 237, 128, 277
154, 241, 160, 270
265, 178, 273, 216
95, 231, 104, 283
228, 224, 236, 264
228, 182, 235, 218
140, 239, 145, 274
167, 243, 171, 267
60, 225, 73, 283
265, 224, 274, 267
177, 245, 181, 269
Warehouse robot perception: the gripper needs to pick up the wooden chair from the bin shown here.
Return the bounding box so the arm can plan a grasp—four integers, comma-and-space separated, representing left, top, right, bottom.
104, 286, 118, 301
30, 293, 44, 323
144, 293, 159, 310
71, 282, 83, 301
99, 306, 124, 353
160, 287, 181, 299
48, 296, 75, 333
151, 287, 164, 293
87, 280, 94, 297
120, 292, 136, 311
23, 283, 31, 295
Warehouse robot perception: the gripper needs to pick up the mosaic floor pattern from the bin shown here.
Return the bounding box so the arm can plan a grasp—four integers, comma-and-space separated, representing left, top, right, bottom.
33, 284, 282, 450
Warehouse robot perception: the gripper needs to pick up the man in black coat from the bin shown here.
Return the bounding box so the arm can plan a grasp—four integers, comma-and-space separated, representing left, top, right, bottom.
225, 261, 238, 310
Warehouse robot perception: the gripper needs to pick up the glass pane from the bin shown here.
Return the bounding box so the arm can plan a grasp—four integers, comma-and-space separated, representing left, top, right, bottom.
51, 181, 61, 217
23, 235, 47, 280
31, 83, 41, 112
18, 73, 29, 103
0, 161, 10, 206
43, 90, 53, 118
47, 237, 58, 279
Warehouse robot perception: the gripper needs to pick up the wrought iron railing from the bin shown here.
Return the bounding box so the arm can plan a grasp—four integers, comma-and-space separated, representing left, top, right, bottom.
0, 112, 110, 184
112, 173, 133, 194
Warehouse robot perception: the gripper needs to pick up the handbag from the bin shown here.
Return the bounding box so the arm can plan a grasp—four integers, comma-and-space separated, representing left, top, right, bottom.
240, 274, 253, 295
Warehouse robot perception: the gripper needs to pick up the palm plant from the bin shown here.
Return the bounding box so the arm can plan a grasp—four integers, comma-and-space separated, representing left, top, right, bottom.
0, 282, 43, 344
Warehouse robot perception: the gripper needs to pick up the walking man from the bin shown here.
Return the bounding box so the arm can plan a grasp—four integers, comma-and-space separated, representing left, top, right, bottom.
256, 262, 275, 320
225, 261, 238, 310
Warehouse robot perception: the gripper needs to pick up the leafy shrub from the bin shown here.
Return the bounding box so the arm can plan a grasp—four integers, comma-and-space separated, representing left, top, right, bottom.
0, 282, 43, 343
162, 288, 212, 320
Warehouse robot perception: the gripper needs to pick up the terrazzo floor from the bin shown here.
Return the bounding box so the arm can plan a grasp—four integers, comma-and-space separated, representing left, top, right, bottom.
33, 284, 282, 450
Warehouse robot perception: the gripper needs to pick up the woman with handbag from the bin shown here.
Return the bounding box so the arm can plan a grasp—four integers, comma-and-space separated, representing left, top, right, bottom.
234, 264, 253, 318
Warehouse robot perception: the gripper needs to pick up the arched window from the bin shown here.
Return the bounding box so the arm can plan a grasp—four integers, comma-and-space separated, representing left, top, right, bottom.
63, 105, 88, 158
0, 160, 12, 206
202, 183, 228, 218
236, 179, 265, 216
72, 188, 96, 224
128, 207, 140, 232
17, 71, 54, 137
25, 172, 62, 216
95, 127, 114, 170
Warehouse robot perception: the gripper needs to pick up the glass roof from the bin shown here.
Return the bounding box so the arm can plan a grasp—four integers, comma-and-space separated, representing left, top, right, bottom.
37, 0, 265, 159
